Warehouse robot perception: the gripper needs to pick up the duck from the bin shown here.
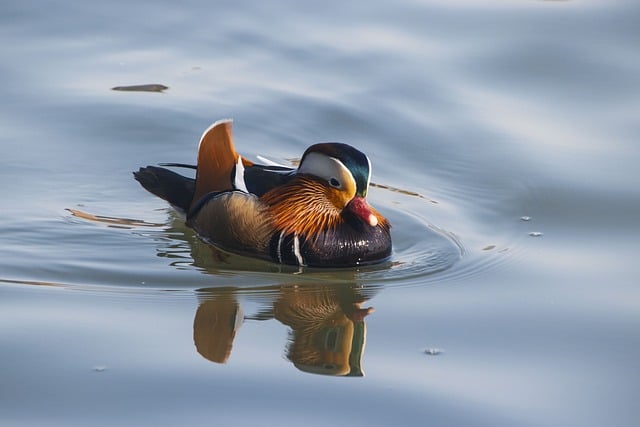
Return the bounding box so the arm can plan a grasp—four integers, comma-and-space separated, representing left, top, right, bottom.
133, 119, 391, 267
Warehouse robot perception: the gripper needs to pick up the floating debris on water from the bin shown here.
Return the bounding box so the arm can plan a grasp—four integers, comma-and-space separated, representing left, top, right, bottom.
482, 245, 496, 251
370, 182, 437, 202
520, 216, 532, 221
528, 231, 544, 237
111, 84, 169, 93
424, 348, 443, 356
92, 365, 108, 372
66, 208, 164, 228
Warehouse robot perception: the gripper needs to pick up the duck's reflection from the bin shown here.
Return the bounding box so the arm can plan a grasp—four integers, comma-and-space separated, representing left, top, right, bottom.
274, 284, 373, 376
151, 214, 380, 376
193, 283, 375, 376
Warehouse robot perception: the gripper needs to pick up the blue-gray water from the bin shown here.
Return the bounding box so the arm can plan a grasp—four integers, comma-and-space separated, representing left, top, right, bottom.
1, 1, 639, 426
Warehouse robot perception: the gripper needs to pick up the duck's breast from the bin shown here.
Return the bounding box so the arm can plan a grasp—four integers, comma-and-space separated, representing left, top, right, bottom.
268, 220, 392, 267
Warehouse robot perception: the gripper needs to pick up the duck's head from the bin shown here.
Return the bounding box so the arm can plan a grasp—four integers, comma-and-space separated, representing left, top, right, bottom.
297, 143, 379, 227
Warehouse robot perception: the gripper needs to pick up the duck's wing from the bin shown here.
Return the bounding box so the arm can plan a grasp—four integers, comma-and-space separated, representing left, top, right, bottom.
133, 119, 239, 213
192, 119, 296, 201
191, 119, 242, 208
243, 165, 294, 196
135, 118, 294, 230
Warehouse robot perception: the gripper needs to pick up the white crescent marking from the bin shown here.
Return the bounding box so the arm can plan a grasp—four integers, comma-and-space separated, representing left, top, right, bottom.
293, 235, 305, 266
234, 156, 248, 192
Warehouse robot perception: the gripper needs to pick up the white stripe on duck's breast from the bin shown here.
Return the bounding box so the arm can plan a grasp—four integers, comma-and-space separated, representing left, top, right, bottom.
269, 232, 307, 267
293, 234, 305, 266
276, 232, 284, 264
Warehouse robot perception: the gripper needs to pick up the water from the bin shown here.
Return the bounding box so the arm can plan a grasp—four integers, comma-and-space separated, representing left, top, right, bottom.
1, 1, 639, 426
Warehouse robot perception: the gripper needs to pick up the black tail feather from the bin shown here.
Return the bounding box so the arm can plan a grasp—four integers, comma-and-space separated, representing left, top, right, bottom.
133, 166, 195, 213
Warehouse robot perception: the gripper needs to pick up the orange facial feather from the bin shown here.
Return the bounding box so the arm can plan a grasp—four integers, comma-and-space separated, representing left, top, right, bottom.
261, 176, 389, 239
261, 176, 342, 239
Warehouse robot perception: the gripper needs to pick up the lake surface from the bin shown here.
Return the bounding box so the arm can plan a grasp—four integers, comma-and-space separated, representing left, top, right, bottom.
1, 1, 639, 426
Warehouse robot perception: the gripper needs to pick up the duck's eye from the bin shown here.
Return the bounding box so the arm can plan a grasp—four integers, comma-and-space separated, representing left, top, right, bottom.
329, 178, 341, 188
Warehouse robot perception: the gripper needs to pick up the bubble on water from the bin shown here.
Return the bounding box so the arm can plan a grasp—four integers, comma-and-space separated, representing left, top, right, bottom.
528, 231, 544, 237
423, 348, 443, 356
520, 216, 532, 221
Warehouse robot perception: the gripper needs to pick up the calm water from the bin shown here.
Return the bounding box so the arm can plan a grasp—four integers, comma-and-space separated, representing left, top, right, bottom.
1, 1, 639, 426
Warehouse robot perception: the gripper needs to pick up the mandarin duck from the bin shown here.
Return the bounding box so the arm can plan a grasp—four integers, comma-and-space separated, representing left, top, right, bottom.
133, 119, 391, 267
